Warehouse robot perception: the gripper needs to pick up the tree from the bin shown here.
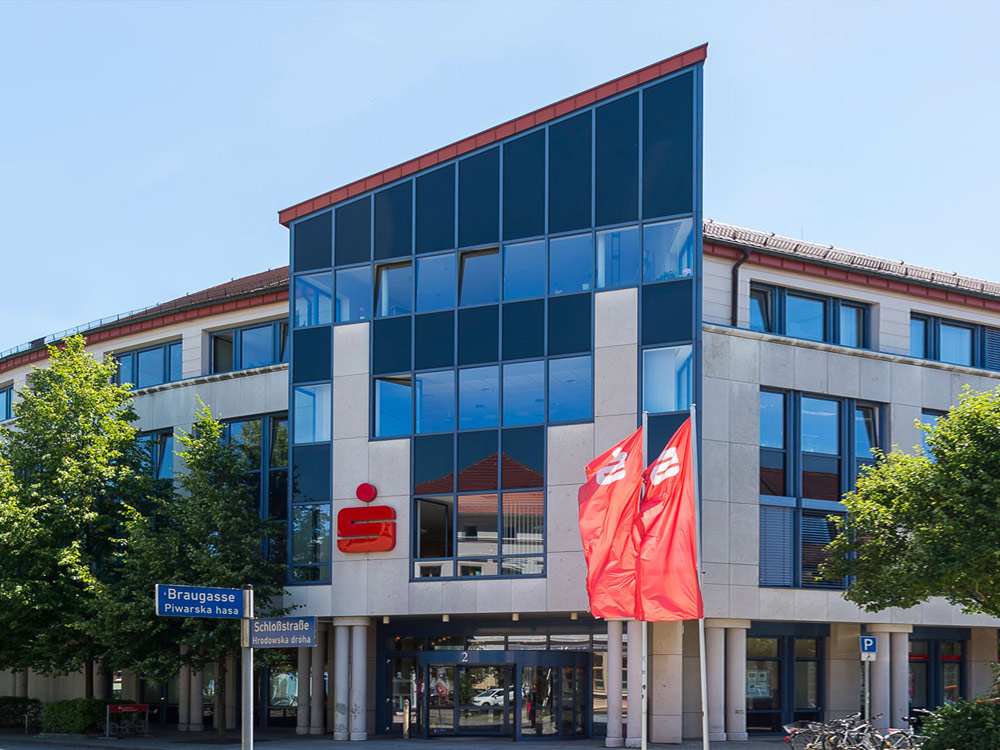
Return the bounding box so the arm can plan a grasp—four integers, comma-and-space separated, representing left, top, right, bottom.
93, 401, 286, 740
0, 335, 155, 696
824, 385, 1000, 618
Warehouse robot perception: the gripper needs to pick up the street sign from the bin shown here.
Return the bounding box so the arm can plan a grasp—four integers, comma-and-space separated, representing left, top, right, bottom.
860, 635, 877, 662
155, 584, 244, 619
250, 616, 317, 648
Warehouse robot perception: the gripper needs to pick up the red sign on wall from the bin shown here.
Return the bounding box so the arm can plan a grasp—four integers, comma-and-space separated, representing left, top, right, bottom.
336, 483, 396, 553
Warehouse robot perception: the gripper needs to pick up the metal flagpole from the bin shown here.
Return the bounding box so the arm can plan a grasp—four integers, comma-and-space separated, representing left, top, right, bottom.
690, 404, 710, 750
241, 585, 254, 750
640, 411, 648, 750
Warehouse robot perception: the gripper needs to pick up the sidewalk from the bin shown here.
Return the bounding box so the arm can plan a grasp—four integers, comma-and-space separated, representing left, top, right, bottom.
0, 730, 786, 750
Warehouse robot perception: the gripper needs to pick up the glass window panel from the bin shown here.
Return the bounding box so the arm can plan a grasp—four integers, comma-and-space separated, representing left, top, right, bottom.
457, 494, 499, 557
840, 305, 863, 348
502, 427, 544, 489
374, 376, 412, 437
642, 73, 694, 219
503, 129, 545, 241
548, 294, 591, 356
940, 323, 973, 366
502, 361, 545, 426
291, 327, 330, 383
374, 180, 413, 260
335, 266, 372, 323
503, 240, 546, 300
0, 389, 9, 421
746, 638, 779, 658
458, 147, 499, 248
415, 311, 454, 371
595, 93, 638, 227
795, 639, 818, 658
641, 280, 693, 345
116, 352, 133, 386
212, 332, 234, 374
416, 496, 453, 559
910, 317, 927, 358
291, 444, 330, 503
794, 661, 819, 711
801, 511, 842, 586
416, 164, 455, 254
279, 322, 289, 363
290, 565, 329, 583
548, 356, 592, 422
759, 451, 785, 496
229, 419, 263, 470
458, 430, 498, 492
642, 345, 692, 413
549, 234, 593, 295
785, 295, 825, 342
801, 454, 840, 501
240, 325, 273, 369
416, 253, 456, 311
501, 556, 544, 576
293, 384, 331, 444
502, 301, 544, 360
458, 558, 498, 576
156, 433, 174, 480
293, 211, 332, 273
334, 196, 371, 267
746, 660, 781, 712
168, 341, 182, 382
372, 317, 411, 374
801, 397, 840, 455
596, 225, 639, 289
854, 406, 878, 459
415, 371, 455, 434
943, 662, 963, 703
548, 111, 591, 234
920, 410, 943, 456
750, 288, 772, 332
642, 218, 694, 282
290, 503, 331, 565
136, 348, 164, 388
759, 391, 784, 449
459, 366, 499, 430
459, 249, 499, 306
502, 490, 543, 556
376, 262, 413, 317
294, 272, 333, 327
414, 434, 454, 495
268, 469, 287, 520
458, 306, 498, 365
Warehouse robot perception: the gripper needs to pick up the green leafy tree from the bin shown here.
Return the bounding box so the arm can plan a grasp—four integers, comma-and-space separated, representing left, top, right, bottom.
824, 386, 1000, 618
93, 400, 286, 740
0, 335, 154, 696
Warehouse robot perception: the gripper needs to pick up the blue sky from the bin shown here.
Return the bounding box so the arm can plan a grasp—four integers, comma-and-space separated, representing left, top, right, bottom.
1, 0, 998, 350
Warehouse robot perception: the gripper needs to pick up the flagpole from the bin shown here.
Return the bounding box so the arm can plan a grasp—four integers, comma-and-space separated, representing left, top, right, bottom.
640, 410, 648, 750
690, 404, 710, 750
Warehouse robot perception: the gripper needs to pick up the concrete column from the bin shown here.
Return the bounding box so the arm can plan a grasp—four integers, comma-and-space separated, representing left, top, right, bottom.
350, 623, 368, 741
725, 625, 749, 741
705, 623, 727, 741
15, 670, 28, 698
870, 639, 891, 731
649, 620, 683, 744
625, 620, 642, 747
189, 669, 204, 732
178, 647, 191, 731
890, 632, 909, 729
121, 670, 141, 702
326, 626, 337, 732
333, 625, 350, 740
94, 664, 108, 700
296, 646, 311, 734
606, 620, 624, 748
310, 625, 326, 734
226, 656, 237, 730
969, 628, 999, 698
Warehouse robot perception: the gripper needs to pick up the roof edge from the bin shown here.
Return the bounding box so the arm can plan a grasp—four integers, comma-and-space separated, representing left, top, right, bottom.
277, 44, 708, 227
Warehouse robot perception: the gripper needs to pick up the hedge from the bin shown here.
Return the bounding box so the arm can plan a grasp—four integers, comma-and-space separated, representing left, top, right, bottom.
42, 698, 133, 734
0, 696, 43, 728
921, 698, 1000, 750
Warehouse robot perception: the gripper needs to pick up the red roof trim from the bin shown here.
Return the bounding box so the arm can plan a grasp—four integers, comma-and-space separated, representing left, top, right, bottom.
277, 44, 708, 227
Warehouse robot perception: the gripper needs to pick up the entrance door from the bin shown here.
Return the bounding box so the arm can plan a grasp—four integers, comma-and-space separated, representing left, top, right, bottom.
427, 663, 513, 735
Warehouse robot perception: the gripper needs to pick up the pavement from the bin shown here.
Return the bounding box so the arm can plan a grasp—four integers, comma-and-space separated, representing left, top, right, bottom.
0, 731, 787, 750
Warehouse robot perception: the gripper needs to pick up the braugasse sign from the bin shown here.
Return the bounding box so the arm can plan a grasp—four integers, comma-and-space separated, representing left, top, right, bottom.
155, 584, 244, 619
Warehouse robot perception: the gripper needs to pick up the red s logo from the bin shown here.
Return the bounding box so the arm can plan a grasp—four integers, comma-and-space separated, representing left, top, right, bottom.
336, 483, 397, 553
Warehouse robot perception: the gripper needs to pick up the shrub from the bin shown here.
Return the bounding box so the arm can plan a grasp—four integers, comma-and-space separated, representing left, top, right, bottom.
42, 698, 129, 734
921, 698, 1000, 750
0, 696, 43, 728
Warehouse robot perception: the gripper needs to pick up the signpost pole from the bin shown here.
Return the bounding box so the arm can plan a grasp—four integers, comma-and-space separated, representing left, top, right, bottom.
864, 660, 870, 721
241, 585, 254, 750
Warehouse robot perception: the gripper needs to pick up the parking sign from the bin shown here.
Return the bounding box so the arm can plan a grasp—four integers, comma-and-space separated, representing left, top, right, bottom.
860, 635, 877, 661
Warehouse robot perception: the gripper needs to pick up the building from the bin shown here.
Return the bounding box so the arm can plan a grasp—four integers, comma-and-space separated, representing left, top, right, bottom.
3, 42, 1000, 744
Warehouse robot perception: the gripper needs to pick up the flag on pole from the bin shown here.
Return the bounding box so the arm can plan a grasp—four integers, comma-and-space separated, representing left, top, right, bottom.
577, 427, 644, 619
635, 418, 703, 621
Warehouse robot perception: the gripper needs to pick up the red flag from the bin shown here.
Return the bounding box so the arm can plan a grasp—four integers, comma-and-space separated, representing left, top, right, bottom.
577, 427, 644, 619
635, 418, 703, 621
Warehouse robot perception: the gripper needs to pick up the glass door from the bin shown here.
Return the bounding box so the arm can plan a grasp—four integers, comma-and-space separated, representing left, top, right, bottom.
457, 664, 513, 734
428, 665, 455, 734
520, 665, 557, 737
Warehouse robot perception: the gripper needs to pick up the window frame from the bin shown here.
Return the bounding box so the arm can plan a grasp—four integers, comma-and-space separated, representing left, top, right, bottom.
749, 283, 870, 349
210, 320, 289, 375
112, 340, 183, 389
910, 313, 985, 368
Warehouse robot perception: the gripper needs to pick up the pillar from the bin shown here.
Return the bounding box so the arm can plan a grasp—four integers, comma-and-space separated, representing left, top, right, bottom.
310, 625, 326, 734
890, 632, 909, 729
870, 639, 890, 730
94, 663, 108, 700
15, 670, 28, 698
326, 626, 337, 732
725, 625, 749, 741
226, 656, 237, 730
333, 624, 350, 740
189, 669, 204, 732
121, 670, 141, 703
705, 622, 726, 741
178, 647, 191, 731
625, 620, 642, 747
649, 620, 683, 744
606, 620, 624, 748
296, 646, 311, 734
350, 622, 368, 741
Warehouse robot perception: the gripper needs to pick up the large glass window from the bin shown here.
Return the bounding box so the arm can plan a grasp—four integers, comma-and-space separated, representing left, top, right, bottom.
375, 376, 413, 437
596, 225, 639, 289
503, 240, 546, 300
417, 254, 456, 312
0, 386, 11, 421
290, 503, 331, 582
642, 344, 692, 414
293, 384, 332, 444
549, 234, 593, 296
785, 295, 825, 343
294, 272, 333, 328
415, 371, 455, 434
910, 316, 928, 358
459, 366, 499, 430
211, 321, 288, 374
750, 283, 868, 348
940, 322, 973, 366
502, 360, 545, 426
139, 430, 175, 481
335, 266, 372, 322
376, 262, 413, 317
114, 341, 183, 389
459, 249, 499, 307
548, 356, 592, 422
642, 218, 694, 282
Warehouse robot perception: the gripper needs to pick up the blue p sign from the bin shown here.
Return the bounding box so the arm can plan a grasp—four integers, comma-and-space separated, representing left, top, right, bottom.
860, 636, 877, 653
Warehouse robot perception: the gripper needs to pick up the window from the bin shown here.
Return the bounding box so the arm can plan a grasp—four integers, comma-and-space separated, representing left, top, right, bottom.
503, 240, 545, 300
210, 321, 288, 374
503, 361, 545, 426
416, 253, 456, 312
459, 249, 499, 306
114, 340, 182, 388
290, 503, 331, 583
642, 344, 692, 414
643, 218, 694, 282
292, 384, 331, 444
749, 283, 869, 348
459, 366, 499, 430
920, 409, 945, 457
139, 430, 174, 480
375, 262, 413, 317
294, 272, 333, 328
596, 225, 639, 289
758, 390, 882, 589
0, 386, 11, 421
910, 314, 983, 367
374, 376, 412, 437
548, 356, 592, 422
335, 266, 372, 322
549, 233, 593, 295
415, 371, 455, 434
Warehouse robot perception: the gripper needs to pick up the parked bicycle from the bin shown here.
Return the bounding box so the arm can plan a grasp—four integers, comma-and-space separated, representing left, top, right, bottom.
783, 710, 937, 750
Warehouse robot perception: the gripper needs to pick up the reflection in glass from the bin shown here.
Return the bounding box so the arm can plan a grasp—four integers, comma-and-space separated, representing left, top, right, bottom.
502, 491, 543, 556
416, 496, 453, 558
642, 345, 692, 413
521, 665, 557, 736
785, 295, 825, 342
335, 266, 372, 322
294, 272, 333, 327
428, 666, 455, 733
293, 384, 331, 444
940, 323, 973, 366
240, 325, 273, 369
854, 406, 877, 459
794, 661, 818, 711
840, 305, 863, 347
415, 371, 455, 433
212, 332, 234, 373
801, 397, 839, 454
375, 376, 412, 437
270, 419, 288, 467
459, 250, 500, 306
459, 366, 499, 430
642, 218, 694, 282
228, 419, 263, 469
457, 494, 499, 557
137, 348, 164, 388
759, 391, 785, 449
750, 288, 772, 332
504, 240, 546, 300
549, 234, 593, 295
416, 253, 456, 311
596, 226, 639, 289
800, 511, 841, 586
376, 263, 413, 317
169, 342, 182, 382
502, 360, 545, 426
290, 503, 331, 565
910, 317, 927, 358
548, 356, 592, 422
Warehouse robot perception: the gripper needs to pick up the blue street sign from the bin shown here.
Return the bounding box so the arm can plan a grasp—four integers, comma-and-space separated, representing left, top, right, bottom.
155, 584, 244, 619
860, 636, 877, 654
250, 617, 317, 648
